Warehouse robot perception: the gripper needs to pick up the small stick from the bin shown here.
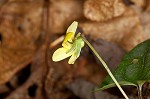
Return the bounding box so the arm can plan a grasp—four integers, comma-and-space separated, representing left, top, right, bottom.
50, 35, 64, 48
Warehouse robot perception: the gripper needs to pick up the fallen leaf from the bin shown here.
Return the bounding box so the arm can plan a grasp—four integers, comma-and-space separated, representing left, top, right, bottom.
67, 78, 136, 99
84, 0, 126, 22
131, 0, 147, 9
0, 1, 43, 85
92, 39, 126, 71
49, 0, 84, 34
80, 8, 145, 51
5, 41, 49, 99
140, 2, 150, 41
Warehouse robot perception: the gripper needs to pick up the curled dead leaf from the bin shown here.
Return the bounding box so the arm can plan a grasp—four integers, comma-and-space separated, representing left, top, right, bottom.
84, 0, 126, 22
80, 8, 145, 51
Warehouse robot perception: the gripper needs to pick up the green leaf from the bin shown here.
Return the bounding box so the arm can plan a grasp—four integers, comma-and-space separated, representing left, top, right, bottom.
98, 39, 150, 90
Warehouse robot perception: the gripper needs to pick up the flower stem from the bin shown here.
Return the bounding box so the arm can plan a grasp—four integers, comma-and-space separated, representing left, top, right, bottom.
82, 37, 129, 99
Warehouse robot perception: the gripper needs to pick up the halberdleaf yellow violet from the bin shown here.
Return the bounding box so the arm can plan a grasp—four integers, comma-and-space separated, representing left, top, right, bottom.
52, 21, 84, 64
52, 21, 129, 99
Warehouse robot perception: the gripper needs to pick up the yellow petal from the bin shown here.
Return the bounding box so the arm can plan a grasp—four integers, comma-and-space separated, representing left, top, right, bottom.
62, 21, 78, 49
68, 53, 77, 64
67, 21, 78, 34
63, 32, 74, 43
52, 47, 72, 62
62, 32, 73, 49
62, 41, 72, 49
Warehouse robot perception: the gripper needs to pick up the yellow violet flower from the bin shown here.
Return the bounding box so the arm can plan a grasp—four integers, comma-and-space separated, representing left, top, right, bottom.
51, 21, 129, 99
52, 21, 84, 64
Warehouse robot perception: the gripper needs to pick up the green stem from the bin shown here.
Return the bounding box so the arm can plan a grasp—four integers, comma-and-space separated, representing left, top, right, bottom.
138, 82, 143, 99
138, 86, 142, 99
82, 37, 129, 99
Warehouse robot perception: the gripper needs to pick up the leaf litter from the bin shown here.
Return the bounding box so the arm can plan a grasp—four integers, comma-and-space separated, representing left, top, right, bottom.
0, 0, 150, 99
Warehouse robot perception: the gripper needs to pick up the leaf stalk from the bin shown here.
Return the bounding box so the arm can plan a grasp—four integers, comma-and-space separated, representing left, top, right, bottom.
82, 37, 129, 99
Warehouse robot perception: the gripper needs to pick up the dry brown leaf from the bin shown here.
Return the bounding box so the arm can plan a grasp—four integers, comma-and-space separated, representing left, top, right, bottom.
92, 39, 125, 71
80, 8, 146, 51
140, 3, 150, 40
0, 0, 149, 98
129, 1, 150, 52
67, 79, 137, 99
84, 0, 126, 22
67, 79, 120, 99
121, 23, 144, 51
1, 0, 84, 35
142, 83, 150, 99
49, 0, 84, 34
0, 2, 43, 85
6, 43, 49, 99
131, 0, 147, 8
